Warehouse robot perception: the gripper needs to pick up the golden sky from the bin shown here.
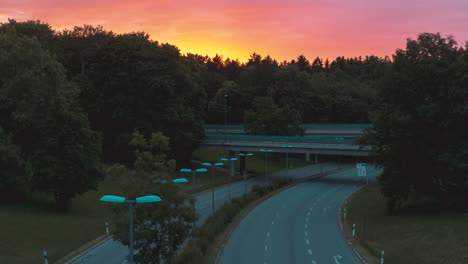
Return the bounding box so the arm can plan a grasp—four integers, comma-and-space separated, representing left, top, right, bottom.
1, 0, 467, 62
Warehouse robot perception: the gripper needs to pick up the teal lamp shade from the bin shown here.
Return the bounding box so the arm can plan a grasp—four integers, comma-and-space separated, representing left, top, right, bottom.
202, 162, 212, 166
136, 195, 162, 203
220, 157, 228, 161
179, 168, 192, 173
196, 168, 208, 173
173, 178, 189, 183
247, 153, 254, 156
230, 157, 238, 161
214, 162, 224, 166
100, 195, 126, 203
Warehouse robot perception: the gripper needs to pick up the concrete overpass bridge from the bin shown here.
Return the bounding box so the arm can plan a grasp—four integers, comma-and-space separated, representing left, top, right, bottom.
200, 123, 372, 175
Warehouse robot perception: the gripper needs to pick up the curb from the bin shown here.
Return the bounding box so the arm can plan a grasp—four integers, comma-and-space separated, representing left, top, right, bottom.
338, 186, 369, 264
215, 165, 353, 264
64, 235, 114, 264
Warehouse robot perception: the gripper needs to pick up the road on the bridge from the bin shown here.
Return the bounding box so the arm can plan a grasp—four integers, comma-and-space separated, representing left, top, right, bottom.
218, 166, 381, 264
68, 163, 343, 264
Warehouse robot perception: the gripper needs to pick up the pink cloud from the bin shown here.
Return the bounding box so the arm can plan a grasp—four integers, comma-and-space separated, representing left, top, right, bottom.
0, 0, 466, 61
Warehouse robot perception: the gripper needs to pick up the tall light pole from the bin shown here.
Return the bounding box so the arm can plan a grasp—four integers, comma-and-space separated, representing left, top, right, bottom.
202, 162, 224, 215
238, 152, 254, 193
100, 195, 162, 264
259, 149, 273, 182
179, 168, 194, 185
153, 178, 189, 184
224, 94, 227, 138
220, 156, 237, 200
179, 168, 207, 185
281, 145, 293, 177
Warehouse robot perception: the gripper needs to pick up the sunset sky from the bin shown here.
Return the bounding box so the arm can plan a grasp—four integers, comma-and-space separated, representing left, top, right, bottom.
1, 0, 467, 62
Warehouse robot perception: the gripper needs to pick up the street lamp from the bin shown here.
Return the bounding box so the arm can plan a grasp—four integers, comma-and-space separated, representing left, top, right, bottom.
224, 94, 228, 139
195, 168, 208, 184
259, 149, 273, 182
220, 157, 238, 200
153, 178, 189, 184
281, 145, 293, 177
202, 162, 224, 215
238, 152, 254, 193
179, 168, 207, 185
100, 195, 162, 264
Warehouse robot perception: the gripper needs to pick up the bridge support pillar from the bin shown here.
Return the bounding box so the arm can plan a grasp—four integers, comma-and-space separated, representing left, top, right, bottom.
229, 150, 236, 176
306, 152, 311, 162
239, 151, 246, 174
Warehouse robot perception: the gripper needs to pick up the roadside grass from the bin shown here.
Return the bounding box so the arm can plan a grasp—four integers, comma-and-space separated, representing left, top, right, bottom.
344, 185, 468, 264
0, 150, 309, 263
0, 176, 122, 264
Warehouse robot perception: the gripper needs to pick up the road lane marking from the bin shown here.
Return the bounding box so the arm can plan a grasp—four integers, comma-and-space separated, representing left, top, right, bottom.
305, 217, 309, 222
305, 224, 308, 228
308, 249, 313, 255
267, 232, 270, 237
304, 231, 308, 236
265, 245, 268, 251
312, 260, 317, 264
305, 239, 309, 245
333, 255, 343, 264
307, 212, 310, 216
272, 221, 274, 225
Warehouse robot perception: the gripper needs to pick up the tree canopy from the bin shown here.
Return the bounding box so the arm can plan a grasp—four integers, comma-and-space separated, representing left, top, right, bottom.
0, 27, 102, 208
109, 131, 197, 263
362, 33, 468, 212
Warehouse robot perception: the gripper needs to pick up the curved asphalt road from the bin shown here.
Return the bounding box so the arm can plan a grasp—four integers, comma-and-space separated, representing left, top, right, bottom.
68, 162, 343, 264
218, 166, 381, 264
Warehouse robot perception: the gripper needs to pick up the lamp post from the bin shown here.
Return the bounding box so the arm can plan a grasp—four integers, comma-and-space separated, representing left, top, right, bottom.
153, 178, 189, 184
179, 168, 207, 185
281, 145, 293, 178
224, 94, 227, 139
238, 152, 254, 193
100, 194, 162, 264
179, 168, 193, 186
259, 149, 273, 182
202, 162, 224, 215
220, 157, 237, 200
195, 168, 208, 185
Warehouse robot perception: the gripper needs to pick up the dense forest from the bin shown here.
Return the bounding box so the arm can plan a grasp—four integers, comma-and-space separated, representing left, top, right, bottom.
0, 19, 466, 210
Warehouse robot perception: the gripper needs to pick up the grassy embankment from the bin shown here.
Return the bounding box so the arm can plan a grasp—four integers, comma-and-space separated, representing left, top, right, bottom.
0, 149, 309, 263
343, 185, 468, 264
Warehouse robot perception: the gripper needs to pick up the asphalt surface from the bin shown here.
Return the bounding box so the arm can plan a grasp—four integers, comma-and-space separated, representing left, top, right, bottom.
218, 166, 382, 264
67, 162, 349, 264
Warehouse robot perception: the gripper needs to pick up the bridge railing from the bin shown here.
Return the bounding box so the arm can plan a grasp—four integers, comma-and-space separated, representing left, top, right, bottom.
205, 133, 357, 144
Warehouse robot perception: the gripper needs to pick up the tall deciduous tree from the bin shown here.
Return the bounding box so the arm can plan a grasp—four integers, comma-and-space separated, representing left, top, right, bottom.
244, 97, 303, 136
110, 131, 197, 263
362, 33, 468, 212
0, 31, 103, 209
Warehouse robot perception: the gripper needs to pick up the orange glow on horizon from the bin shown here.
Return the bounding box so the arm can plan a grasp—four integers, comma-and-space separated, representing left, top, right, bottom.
1, 0, 467, 63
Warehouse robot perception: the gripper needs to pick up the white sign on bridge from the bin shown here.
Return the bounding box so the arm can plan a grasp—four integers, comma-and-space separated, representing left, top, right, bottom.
356, 163, 367, 177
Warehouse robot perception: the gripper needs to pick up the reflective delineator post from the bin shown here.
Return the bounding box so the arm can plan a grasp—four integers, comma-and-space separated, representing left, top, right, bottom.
380, 250, 385, 264
43, 250, 48, 264
352, 224, 356, 238
105, 221, 109, 237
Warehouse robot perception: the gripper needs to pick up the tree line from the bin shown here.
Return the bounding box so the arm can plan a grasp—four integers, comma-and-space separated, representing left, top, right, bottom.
0, 19, 466, 211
